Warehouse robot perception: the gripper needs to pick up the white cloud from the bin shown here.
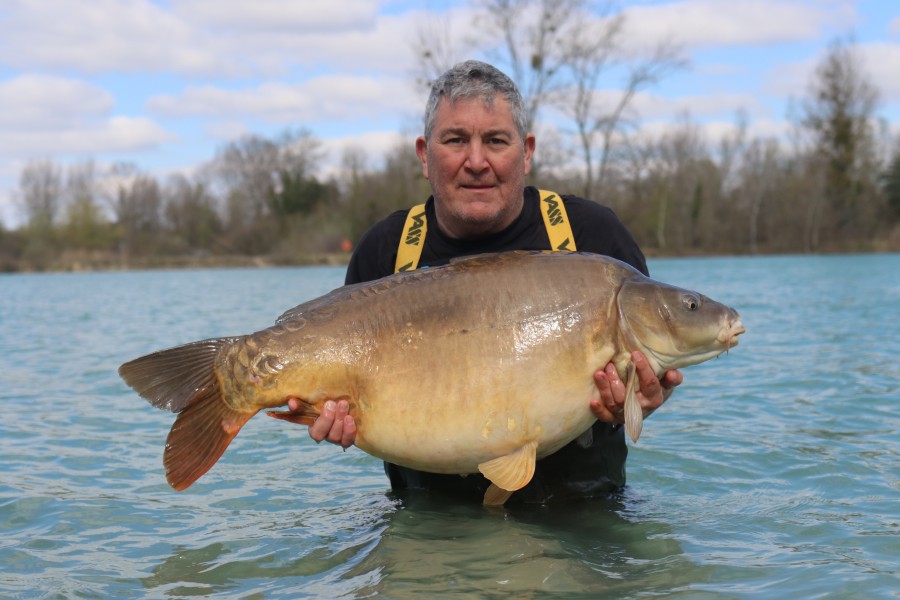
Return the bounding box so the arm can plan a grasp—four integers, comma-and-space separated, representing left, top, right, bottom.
0, 0, 226, 76
890, 16, 900, 37
765, 39, 900, 105
174, 0, 380, 33
622, 0, 855, 49
147, 75, 424, 124
0, 117, 177, 159
0, 74, 176, 158
0, 0, 435, 79
319, 130, 418, 177
0, 75, 114, 130
219, 10, 438, 77
744, 117, 791, 140
634, 115, 790, 148
858, 42, 900, 102
204, 120, 252, 142
631, 90, 766, 120
698, 117, 788, 143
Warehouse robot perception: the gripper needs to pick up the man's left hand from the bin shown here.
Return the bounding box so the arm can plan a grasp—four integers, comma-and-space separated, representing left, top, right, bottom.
590, 350, 682, 424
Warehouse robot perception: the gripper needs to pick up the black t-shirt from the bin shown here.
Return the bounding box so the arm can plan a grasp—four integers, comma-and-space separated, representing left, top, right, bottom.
345, 186, 649, 504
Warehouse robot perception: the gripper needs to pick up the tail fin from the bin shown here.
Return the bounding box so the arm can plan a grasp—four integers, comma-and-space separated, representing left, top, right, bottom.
119, 338, 254, 490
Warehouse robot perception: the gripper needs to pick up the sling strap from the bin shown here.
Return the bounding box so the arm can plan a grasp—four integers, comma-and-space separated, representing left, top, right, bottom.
394, 189, 575, 273
394, 203, 427, 273
537, 189, 575, 252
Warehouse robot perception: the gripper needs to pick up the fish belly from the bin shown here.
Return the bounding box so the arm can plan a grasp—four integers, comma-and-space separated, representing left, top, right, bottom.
348, 328, 614, 474
269, 252, 624, 474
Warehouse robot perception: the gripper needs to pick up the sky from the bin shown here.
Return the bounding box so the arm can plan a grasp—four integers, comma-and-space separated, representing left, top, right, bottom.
2, 0, 899, 228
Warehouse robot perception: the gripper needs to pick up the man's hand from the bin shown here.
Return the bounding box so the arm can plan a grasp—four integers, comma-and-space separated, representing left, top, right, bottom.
291, 398, 357, 448
589, 350, 682, 425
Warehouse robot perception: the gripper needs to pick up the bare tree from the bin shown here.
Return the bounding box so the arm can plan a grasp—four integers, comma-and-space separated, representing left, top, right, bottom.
164, 174, 222, 252
564, 22, 685, 197
213, 135, 281, 228
103, 163, 163, 258
209, 129, 322, 227
560, 7, 624, 196
17, 159, 62, 232
800, 37, 880, 247
414, 1, 684, 190
735, 138, 781, 254
473, 0, 588, 134
883, 141, 900, 218
411, 5, 468, 91
64, 160, 111, 250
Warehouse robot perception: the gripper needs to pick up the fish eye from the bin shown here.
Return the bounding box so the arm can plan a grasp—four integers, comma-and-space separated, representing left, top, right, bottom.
683, 294, 701, 311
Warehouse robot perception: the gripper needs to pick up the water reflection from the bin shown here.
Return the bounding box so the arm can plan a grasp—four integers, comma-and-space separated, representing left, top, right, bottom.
132, 486, 714, 598
343, 491, 713, 597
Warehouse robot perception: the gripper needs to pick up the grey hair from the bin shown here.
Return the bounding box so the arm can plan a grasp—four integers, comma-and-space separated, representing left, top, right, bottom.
422, 60, 528, 141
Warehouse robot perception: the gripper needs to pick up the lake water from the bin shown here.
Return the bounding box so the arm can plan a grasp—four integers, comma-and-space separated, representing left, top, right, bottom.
1, 254, 897, 598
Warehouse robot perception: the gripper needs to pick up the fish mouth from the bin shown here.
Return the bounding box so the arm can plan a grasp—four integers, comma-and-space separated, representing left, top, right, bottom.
719, 317, 745, 351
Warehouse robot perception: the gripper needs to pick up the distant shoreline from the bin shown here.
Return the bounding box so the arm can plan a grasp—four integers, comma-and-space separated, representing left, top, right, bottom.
0, 252, 353, 274
3, 245, 899, 275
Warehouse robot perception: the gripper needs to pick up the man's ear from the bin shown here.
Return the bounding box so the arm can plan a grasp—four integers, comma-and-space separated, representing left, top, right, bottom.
415, 136, 429, 178
523, 133, 536, 176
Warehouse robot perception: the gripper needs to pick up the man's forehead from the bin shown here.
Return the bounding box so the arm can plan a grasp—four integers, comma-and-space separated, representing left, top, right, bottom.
434, 95, 516, 129
439, 93, 507, 110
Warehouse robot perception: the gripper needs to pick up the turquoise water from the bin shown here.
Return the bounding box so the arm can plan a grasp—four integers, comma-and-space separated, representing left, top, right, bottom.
1, 255, 897, 598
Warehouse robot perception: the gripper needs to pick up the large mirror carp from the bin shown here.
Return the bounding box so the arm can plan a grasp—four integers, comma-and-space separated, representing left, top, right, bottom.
120, 251, 744, 505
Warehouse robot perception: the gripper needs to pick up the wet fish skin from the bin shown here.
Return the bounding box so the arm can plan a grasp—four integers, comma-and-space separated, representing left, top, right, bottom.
119, 251, 744, 504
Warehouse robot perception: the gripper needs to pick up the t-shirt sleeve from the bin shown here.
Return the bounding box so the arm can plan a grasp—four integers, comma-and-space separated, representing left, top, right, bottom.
564, 196, 649, 276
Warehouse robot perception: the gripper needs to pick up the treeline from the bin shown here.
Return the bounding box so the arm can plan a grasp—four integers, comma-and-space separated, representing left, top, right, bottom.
2, 131, 432, 271
2, 31, 900, 271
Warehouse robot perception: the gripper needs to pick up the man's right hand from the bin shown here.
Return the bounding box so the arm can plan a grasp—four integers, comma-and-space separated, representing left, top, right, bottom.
292, 398, 357, 448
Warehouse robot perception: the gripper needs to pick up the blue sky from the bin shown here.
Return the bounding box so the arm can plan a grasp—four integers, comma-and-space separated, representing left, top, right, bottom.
1, 0, 899, 227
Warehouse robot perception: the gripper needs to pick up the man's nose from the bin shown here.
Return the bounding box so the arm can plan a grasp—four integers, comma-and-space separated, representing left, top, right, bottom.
464, 141, 489, 172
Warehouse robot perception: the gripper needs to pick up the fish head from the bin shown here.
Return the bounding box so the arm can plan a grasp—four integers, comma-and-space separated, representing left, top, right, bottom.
617, 278, 745, 371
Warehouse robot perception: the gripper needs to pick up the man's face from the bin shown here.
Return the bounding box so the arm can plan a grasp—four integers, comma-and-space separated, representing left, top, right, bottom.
416, 95, 535, 240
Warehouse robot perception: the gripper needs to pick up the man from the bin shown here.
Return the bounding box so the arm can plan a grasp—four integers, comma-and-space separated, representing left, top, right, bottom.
292, 60, 681, 503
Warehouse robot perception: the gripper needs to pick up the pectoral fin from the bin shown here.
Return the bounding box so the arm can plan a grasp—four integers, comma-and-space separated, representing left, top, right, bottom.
477, 440, 538, 505
266, 404, 318, 427
623, 362, 644, 443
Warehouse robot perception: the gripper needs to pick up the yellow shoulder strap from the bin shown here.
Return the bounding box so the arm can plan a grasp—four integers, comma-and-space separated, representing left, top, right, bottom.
538, 189, 576, 251
394, 203, 427, 273
394, 191, 573, 273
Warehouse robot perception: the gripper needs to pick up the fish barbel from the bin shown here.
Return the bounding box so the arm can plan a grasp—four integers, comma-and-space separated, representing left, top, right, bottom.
119, 251, 744, 505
